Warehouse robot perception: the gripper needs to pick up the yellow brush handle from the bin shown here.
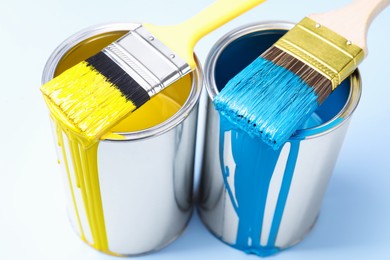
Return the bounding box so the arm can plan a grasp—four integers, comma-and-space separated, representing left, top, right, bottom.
144, 0, 266, 69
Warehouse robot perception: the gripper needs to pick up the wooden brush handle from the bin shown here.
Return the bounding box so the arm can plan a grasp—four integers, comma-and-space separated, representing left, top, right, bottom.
309, 0, 390, 55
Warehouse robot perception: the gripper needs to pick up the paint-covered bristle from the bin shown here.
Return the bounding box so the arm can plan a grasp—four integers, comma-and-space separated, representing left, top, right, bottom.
40, 52, 150, 141
213, 16, 366, 150
213, 45, 331, 150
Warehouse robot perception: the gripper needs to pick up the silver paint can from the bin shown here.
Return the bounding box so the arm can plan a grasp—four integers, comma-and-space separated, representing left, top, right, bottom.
198, 21, 361, 256
41, 23, 202, 256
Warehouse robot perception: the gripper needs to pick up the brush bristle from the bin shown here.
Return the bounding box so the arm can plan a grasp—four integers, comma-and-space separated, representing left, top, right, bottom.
262, 47, 332, 104
40, 52, 150, 140
213, 46, 332, 150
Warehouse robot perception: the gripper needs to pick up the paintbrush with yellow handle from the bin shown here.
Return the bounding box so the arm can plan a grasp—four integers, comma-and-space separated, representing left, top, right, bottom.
214, 0, 390, 150
41, 0, 266, 142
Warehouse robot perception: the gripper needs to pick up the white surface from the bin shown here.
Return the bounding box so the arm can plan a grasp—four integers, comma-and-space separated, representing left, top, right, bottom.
0, 0, 389, 259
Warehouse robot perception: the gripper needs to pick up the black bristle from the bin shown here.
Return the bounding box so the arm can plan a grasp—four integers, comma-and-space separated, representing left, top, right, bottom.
86, 52, 150, 108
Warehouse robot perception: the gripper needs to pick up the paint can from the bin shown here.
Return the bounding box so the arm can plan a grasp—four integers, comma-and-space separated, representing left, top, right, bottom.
198, 21, 361, 256
41, 23, 202, 256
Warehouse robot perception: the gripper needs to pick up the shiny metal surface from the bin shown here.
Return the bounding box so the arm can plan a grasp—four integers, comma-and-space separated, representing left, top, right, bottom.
42, 23, 201, 256
104, 25, 190, 97
198, 21, 361, 252
97, 109, 197, 255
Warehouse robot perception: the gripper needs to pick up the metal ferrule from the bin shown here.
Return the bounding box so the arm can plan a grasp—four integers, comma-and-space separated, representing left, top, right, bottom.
274, 17, 364, 90
103, 25, 191, 97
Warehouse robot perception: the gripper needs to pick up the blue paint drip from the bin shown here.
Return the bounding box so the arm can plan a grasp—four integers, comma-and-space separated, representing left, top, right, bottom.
213, 57, 319, 150
267, 140, 300, 247
219, 115, 301, 257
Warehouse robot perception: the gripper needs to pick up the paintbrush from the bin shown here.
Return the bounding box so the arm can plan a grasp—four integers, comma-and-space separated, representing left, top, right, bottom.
41, 0, 266, 142
213, 0, 390, 150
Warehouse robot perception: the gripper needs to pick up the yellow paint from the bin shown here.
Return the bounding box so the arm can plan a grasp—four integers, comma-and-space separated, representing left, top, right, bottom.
41, 62, 137, 142
110, 76, 190, 134
55, 124, 86, 241
44, 29, 192, 254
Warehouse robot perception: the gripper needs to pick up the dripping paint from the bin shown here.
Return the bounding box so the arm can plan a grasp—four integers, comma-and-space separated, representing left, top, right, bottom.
201, 21, 358, 258
219, 115, 304, 256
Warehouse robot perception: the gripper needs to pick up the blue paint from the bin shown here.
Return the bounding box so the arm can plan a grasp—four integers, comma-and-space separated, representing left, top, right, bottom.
219, 116, 280, 256
218, 106, 340, 256
266, 140, 300, 247
293, 118, 343, 139
219, 115, 295, 256
291, 81, 349, 139
215, 74, 350, 256
210, 26, 352, 257
216, 86, 349, 256
221, 166, 238, 213
213, 56, 319, 150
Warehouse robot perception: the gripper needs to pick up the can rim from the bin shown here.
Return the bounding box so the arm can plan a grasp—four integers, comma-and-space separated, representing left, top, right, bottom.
204, 21, 361, 140
41, 22, 203, 141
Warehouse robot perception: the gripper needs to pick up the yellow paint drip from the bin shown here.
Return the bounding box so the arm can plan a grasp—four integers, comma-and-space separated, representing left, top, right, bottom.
55, 124, 85, 241
48, 85, 187, 253
52, 117, 109, 251
43, 30, 192, 254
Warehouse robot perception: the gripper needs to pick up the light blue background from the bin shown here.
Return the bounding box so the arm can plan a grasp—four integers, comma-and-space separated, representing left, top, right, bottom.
0, 0, 389, 259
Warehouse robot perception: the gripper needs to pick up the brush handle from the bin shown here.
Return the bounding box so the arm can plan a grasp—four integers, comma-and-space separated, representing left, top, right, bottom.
144, 0, 266, 68
176, 0, 266, 43
309, 0, 390, 55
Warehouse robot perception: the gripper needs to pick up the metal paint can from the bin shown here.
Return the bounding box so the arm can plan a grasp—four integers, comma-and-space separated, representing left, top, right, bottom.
198, 21, 361, 256
41, 23, 202, 256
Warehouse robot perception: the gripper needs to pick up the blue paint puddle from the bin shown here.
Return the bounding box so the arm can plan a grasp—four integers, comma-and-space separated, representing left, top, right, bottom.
218, 111, 340, 256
